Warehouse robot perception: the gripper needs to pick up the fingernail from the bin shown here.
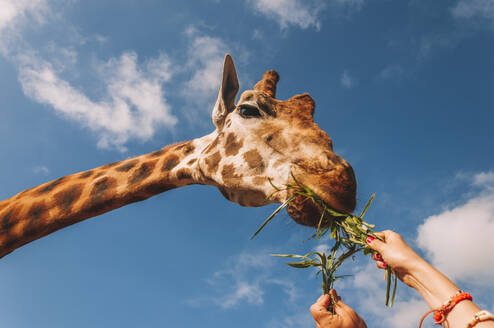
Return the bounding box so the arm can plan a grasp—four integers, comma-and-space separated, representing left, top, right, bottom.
366, 236, 375, 244
382, 262, 388, 268
376, 254, 383, 261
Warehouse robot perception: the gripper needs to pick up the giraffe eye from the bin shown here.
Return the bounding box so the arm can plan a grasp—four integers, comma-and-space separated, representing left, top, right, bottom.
239, 104, 262, 118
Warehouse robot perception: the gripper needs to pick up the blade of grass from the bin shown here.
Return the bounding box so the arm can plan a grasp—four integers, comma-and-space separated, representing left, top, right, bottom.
390, 271, 398, 306
250, 195, 296, 240
359, 193, 375, 218
385, 266, 392, 306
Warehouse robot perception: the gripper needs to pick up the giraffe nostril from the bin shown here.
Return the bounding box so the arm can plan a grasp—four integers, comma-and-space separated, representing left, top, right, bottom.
266, 135, 273, 142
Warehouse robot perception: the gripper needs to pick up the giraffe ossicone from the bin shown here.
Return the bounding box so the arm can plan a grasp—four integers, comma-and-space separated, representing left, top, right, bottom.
0, 54, 356, 258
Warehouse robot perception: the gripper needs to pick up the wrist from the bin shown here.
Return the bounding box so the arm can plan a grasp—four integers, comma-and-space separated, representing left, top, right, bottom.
405, 259, 460, 308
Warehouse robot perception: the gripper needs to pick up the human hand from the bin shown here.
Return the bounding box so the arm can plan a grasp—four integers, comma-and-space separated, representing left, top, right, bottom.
366, 230, 426, 287
310, 290, 367, 328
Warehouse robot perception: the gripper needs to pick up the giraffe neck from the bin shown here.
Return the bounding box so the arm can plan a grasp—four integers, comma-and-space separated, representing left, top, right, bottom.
0, 134, 215, 258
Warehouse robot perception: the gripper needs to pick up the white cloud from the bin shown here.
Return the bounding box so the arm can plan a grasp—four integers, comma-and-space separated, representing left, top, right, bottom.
18, 52, 177, 151
451, 0, 494, 23
192, 251, 301, 309
246, 0, 364, 30
314, 243, 330, 254
0, 0, 48, 32
378, 64, 404, 80
416, 176, 494, 286
341, 70, 357, 88
346, 263, 428, 328
33, 165, 50, 175
1, 0, 238, 151
183, 27, 230, 115
472, 171, 494, 189
247, 0, 325, 30
0, 0, 50, 55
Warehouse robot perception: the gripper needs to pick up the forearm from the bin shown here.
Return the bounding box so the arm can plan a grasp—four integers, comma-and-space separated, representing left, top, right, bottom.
408, 259, 494, 328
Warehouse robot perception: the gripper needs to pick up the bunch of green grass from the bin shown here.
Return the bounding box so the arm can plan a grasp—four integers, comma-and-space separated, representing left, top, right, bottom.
251, 174, 398, 311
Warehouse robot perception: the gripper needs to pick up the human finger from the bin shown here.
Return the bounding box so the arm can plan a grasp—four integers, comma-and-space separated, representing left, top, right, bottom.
372, 253, 383, 261
310, 294, 330, 319
375, 260, 387, 269
330, 289, 342, 301
366, 230, 393, 254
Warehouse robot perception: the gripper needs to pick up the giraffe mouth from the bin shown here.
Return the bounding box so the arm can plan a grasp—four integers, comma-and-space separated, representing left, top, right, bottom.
286, 165, 357, 227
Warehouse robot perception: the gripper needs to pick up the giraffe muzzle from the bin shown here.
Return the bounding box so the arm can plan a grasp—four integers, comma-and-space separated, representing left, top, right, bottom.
286, 161, 357, 227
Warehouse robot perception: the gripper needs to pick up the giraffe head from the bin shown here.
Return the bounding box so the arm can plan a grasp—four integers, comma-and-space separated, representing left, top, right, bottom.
198, 55, 356, 227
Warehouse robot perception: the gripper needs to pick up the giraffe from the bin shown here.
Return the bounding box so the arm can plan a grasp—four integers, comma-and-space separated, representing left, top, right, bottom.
0, 54, 356, 259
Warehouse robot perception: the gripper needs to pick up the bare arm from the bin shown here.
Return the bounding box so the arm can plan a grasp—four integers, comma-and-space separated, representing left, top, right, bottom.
367, 231, 494, 328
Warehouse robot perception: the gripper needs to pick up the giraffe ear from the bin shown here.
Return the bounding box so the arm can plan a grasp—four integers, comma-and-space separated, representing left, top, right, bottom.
213, 54, 239, 128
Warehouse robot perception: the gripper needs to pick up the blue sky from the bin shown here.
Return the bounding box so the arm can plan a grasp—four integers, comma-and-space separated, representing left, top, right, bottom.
1, 0, 493, 327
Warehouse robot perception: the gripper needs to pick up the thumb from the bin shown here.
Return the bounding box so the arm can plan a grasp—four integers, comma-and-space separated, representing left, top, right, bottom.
366, 235, 386, 254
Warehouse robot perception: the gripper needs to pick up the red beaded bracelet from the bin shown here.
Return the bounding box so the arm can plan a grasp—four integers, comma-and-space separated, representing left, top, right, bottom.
418, 291, 473, 328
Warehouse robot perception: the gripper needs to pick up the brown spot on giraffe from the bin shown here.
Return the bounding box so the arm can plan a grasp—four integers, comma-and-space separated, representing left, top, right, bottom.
205, 151, 221, 174
93, 172, 105, 179
54, 184, 84, 213
148, 149, 165, 157
130, 161, 157, 185
243, 149, 265, 174
265, 131, 288, 153
224, 133, 243, 156
183, 143, 195, 155
116, 159, 139, 172
1, 206, 20, 232
103, 161, 119, 169
222, 164, 242, 180
175, 142, 195, 155
80, 170, 93, 179
162, 155, 179, 172
91, 177, 117, 202
36, 177, 67, 195
28, 201, 47, 222
187, 158, 197, 165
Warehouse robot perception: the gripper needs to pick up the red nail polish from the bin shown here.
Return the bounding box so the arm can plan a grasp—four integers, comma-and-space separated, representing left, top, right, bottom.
366, 236, 374, 244
376, 254, 383, 261
382, 262, 387, 268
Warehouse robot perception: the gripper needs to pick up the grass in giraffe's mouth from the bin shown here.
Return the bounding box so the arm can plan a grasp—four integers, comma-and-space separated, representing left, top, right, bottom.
250, 173, 398, 312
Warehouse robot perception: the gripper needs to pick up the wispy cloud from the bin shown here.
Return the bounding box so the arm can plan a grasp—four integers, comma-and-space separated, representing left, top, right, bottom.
416, 171, 494, 286
246, 0, 365, 30
33, 165, 50, 175
472, 170, 494, 189
189, 251, 300, 309
0, 0, 48, 32
182, 27, 230, 117
451, 0, 494, 24
18, 52, 177, 152
378, 64, 404, 80
247, 0, 326, 30
340, 70, 358, 88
